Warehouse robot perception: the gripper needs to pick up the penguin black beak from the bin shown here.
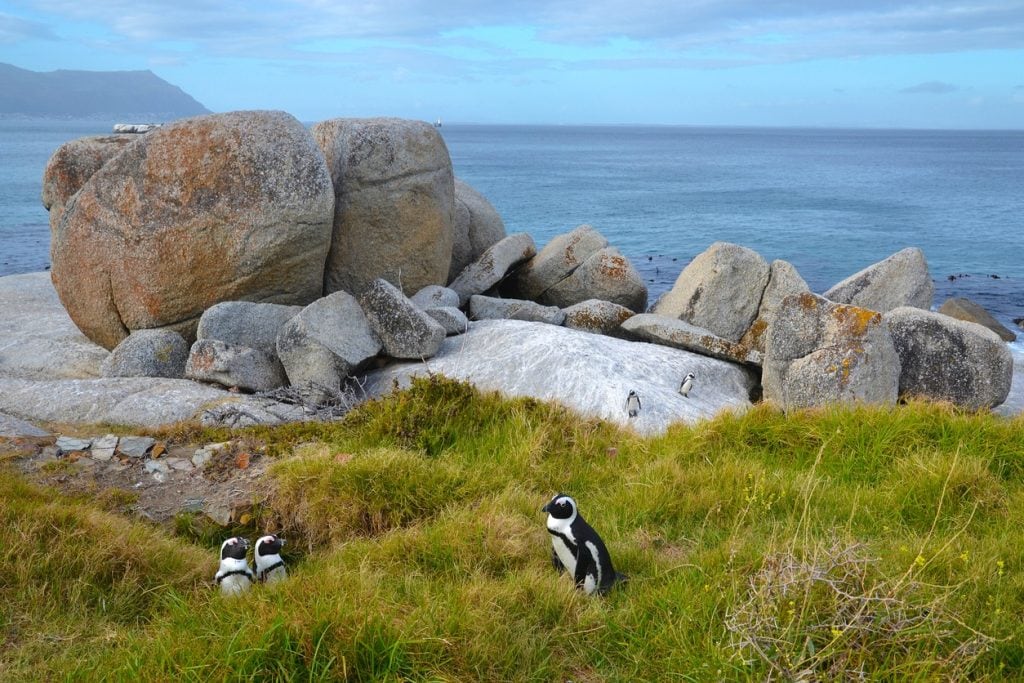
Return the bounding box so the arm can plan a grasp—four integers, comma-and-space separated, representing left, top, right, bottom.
541, 501, 551, 513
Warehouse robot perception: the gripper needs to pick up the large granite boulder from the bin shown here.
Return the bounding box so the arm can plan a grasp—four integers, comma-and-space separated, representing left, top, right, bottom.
621, 314, 761, 366
739, 259, 811, 355
41, 134, 135, 231
449, 178, 507, 282
185, 339, 287, 392
359, 279, 447, 359
196, 301, 302, 358
561, 299, 635, 337
0, 412, 50, 438
312, 117, 454, 296
101, 329, 188, 378
824, 247, 934, 313
363, 319, 758, 435
51, 110, 335, 350
514, 225, 609, 301
410, 285, 460, 310
448, 232, 537, 306
0, 272, 107, 380
469, 295, 566, 325
276, 291, 382, 395
538, 246, 647, 312
937, 297, 1016, 342
884, 307, 1013, 409
763, 293, 900, 410
426, 307, 469, 336
652, 242, 771, 342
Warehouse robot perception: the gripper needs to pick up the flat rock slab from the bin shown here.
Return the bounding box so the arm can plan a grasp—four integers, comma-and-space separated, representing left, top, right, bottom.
0, 272, 108, 380
363, 319, 757, 435
622, 314, 762, 366
0, 377, 287, 428
0, 412, 51, 438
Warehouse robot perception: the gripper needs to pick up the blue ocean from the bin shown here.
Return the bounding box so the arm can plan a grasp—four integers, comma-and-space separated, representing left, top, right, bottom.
2, 119, 1022, 337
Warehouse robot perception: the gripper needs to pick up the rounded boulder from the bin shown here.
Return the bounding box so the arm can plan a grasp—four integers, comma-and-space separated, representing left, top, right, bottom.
51, 110, 335, 350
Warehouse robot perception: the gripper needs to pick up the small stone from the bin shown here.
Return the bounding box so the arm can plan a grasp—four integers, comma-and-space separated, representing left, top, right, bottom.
182, 498, 205, 513
56, 436, 93, 453
90, 433, 118, 461
151, 442, 166, 458
165, 457, 194, 471
117, 436, 155, 458
191, 448, 213, 468
144, 460, 170, 474
410, 285, 460, 310
204, 503, 232, 526
425, 307, 470, 335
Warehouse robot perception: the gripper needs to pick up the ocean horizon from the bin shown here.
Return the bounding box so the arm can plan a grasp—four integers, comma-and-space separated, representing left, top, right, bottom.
2, 118, 1021, 338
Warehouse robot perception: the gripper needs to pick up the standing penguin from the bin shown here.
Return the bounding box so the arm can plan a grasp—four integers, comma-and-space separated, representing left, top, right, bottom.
625, 390, 641, 418
542, 493, 625, 595
679, 372, 696, 398
254, 534, 287, 585
215, 537, 254, 597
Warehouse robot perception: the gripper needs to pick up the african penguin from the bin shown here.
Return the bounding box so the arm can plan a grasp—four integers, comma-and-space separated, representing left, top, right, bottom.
254, 534, 287, 584
215, 536, 255, 597
679, 372, 695, 398
625, 390, 641, 418
542, 493, 625, 595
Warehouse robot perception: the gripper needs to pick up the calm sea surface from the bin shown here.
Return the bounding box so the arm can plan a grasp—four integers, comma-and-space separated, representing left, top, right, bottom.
2, 119, 1022, 335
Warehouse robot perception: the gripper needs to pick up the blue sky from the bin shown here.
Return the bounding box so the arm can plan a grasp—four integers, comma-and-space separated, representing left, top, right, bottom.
1, 1, 1022, 128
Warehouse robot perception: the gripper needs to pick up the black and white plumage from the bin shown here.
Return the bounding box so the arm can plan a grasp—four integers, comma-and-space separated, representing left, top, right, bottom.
215, 536, 254, 597
679, 372, 695, 398
542, 493, 625, 595
625, 390, 641, 418
254, 534, 287, 584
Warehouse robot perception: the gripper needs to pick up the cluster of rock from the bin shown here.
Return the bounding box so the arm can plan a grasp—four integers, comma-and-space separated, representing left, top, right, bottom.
25, 110, 1018, 433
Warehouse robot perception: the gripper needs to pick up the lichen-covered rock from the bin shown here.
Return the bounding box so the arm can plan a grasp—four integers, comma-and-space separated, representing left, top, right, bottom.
101, 329, 189, 378
426, 307, 469, 336
739, 259, 811, 354
185, 339, 287, 392
410, 285, 460, 310
312, 117, 454, 296
538, 247, 647, 312
51, 110, 335, 350
196, 301, 302, 358
562, 299, 635, 337
824, 247, 934, 313
276, 291, 382, 395
359, 279, 446, 359
937, 297, 1016, 342
884, 306, 1012, 409
652, 242, 771, 342
449, 232, 537, 306
449, 178, 507, 282
513, 225, 609, 301
763, 292, 900, 410
41, 134, 135, 231
621, 314, 762, 366
469, 295, 566, 325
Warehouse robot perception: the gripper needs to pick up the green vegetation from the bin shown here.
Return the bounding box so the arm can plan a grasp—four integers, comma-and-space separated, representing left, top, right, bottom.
2, 376, 1024, 680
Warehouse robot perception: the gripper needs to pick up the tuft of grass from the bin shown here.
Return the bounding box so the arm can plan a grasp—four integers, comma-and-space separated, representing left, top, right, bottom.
2, 376, 1023, 680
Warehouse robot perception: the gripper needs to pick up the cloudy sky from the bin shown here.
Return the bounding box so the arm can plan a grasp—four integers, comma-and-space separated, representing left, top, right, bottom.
2, 0, 1022, 127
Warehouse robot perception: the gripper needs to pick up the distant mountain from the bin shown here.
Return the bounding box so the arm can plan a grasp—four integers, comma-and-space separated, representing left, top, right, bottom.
0, 63, 210, 119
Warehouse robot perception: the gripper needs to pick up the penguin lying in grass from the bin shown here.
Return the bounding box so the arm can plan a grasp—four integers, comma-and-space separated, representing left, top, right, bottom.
215, 537, 255, 597
543, 493, 626, 595
254, 534, 287, 585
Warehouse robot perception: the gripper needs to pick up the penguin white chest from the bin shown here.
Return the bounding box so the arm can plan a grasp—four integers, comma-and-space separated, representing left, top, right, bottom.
548, 519, 578, 575
219, 573, 252, 597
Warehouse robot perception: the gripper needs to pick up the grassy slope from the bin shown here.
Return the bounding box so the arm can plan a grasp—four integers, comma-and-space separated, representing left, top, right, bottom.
2, 376, 1024, 681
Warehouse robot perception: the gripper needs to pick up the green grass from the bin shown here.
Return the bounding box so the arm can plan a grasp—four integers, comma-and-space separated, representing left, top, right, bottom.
2, 376, 1024, 680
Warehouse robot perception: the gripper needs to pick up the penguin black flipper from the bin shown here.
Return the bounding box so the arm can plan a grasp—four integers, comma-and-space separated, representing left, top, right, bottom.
573, 544, 596, 591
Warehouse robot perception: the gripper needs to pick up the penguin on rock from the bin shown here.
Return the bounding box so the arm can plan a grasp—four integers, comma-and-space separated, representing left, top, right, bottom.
625, 390, 641, 418
542, 493, 625, 595
679, 372, 695, 398
215, 537, 255, 597
254, 534, 287, 585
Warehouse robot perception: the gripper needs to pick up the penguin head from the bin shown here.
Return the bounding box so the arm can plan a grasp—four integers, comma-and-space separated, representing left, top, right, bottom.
255, 534, 285, 558
685, 372, 695, 381
220, 536, 250, 561
628, 390, 637, 397
542, 493, 577, 520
